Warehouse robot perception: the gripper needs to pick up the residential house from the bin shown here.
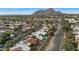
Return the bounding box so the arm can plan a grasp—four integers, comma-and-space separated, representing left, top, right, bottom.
24, 35, 42, 46
10, 40, 31, 51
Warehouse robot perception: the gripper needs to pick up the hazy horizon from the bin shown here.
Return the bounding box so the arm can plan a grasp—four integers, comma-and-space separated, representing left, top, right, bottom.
0, 8, 79, 15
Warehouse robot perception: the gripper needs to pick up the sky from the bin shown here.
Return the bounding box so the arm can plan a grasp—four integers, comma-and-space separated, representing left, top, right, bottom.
0, 8, 79, 15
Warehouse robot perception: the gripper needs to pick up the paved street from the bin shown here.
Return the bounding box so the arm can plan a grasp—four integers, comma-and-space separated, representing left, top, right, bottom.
51, 28, 64, 51
47, 23, 64, 51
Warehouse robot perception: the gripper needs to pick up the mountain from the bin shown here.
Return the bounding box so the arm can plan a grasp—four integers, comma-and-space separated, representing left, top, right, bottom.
33, 10, 45, 15
32, 8, 62, 16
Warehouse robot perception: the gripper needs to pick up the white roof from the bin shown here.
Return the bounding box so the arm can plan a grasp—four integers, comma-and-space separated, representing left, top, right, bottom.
32, 27, 47, 40
10, 40, 31, 51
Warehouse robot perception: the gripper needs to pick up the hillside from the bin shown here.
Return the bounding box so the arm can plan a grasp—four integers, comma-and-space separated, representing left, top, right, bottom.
32, 8, 62, 16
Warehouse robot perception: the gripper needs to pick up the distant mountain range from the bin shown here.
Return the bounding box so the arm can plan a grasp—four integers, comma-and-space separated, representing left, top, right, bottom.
32, 8, 62, 16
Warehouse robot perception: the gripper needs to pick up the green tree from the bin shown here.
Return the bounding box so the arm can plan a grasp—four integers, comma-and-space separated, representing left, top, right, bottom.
62, 32, 77, 51
4, 40, 16, 51
61, 20, 72, 32
47, 26, 56, 36
1, 31, 12, 42
0, 39, 5, 44
63, 38, 77, 51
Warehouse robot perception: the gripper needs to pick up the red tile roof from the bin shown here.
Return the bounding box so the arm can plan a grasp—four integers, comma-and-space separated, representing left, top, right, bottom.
25, 35, 42, 46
